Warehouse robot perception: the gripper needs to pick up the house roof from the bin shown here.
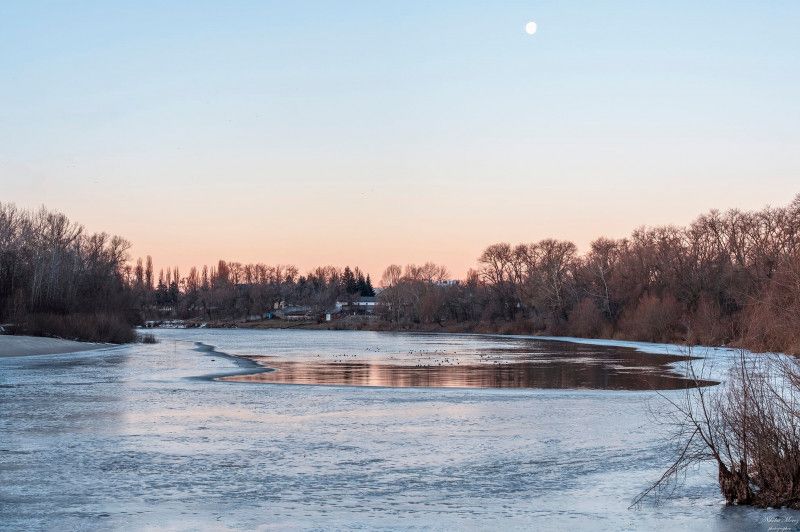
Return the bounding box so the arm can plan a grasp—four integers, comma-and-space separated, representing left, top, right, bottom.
337, 296, 378, 304
281, 305, 311, 314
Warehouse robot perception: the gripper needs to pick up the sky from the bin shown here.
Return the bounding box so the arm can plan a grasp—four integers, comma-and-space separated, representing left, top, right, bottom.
1, 1, 799, 279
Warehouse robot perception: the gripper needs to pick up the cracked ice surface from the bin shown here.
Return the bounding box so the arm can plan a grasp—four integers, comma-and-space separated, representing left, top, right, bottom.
1, 329, 794, 530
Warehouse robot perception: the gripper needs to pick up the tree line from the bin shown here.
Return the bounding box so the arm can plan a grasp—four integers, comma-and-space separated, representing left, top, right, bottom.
127, 259, 375, 320
2, 195, 799, 353
379, 195, 800, 354
0, 203, 135, 342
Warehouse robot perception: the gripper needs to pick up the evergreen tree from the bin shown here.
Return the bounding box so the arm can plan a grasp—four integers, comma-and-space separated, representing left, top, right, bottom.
363, 274, 375, 297
155, 279, 169, 305
355, 271, 367, 295
168, 279, 180, 304
343, 266, 358, 294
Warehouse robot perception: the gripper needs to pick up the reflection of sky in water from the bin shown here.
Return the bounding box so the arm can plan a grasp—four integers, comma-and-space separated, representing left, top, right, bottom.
226, 356, 714, 390
0, 329, 788, 530
164, 329, 714, 390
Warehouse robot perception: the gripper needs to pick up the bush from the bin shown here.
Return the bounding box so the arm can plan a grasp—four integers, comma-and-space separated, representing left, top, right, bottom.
137, 332, 158, 344
638, 352, 800, 509
16, 313, 136, 344
743, 255, 800, 355
618, 294, 683, 343
686, 296, 729, 347
567, 298, 609, 338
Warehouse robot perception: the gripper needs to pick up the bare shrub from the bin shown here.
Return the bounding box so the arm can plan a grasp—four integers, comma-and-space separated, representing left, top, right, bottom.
17, 313, 136, 344
744, 255, 800, 355
687, 296, 730, 347
618, 294, 683, 343
567, 298, 609, 338
137, 332, 158, 344
637, 351, 800, 509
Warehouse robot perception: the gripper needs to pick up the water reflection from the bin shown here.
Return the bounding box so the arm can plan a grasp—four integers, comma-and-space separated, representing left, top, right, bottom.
223, 341, 716, 390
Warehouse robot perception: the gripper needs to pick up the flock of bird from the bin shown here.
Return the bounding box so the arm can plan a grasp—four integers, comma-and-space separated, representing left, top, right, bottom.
317, 348, 515, 368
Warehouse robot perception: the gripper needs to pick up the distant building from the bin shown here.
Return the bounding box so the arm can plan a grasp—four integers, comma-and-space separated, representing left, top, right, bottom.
244, 311, 274, 322
335, 296, 379, 314
276, 305, 313, 321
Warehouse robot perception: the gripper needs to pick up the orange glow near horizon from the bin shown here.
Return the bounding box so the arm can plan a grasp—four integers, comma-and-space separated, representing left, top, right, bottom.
2, 4, 798, 280
37, 185, 795, 282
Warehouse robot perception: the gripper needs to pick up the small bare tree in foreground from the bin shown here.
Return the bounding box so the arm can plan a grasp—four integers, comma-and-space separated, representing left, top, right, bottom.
636, 351, 800, 508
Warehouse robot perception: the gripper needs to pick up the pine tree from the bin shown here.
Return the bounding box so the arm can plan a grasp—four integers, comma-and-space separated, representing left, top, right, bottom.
353, 270, 366, 296
155, 278, 169, 305
168, 278, 179, 305
364, 274, 375, 297
343, 266, 358, 294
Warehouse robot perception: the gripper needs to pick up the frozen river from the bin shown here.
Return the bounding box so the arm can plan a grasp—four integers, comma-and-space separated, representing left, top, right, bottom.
1, 329, 795, 530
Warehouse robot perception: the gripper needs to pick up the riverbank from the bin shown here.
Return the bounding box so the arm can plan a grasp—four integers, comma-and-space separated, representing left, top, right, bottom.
205, 316, 566, 335
202, 317, 752, 353
0, 334, 111, 357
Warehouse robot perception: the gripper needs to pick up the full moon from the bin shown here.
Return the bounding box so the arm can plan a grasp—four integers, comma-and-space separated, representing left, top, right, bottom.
525, 21, 537, 35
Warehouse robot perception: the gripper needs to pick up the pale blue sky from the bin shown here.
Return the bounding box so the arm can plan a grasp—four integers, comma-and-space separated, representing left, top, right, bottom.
1, 1, 799, 276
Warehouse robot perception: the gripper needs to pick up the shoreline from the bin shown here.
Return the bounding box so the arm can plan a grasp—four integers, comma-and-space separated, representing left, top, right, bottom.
175, 318, 748, 355
190, 341, 274, 381
153, 320, 753, 386
169, 332, 721, 391
0, 335, 112, 358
